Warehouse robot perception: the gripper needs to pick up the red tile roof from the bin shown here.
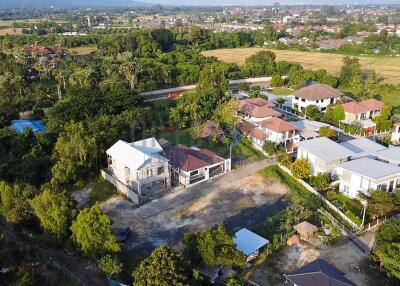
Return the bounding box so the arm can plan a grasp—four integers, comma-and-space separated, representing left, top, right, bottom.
238, 98, 280, 118
161, 142, 224, 172
201, 120, 224, 139
341, 102, 371, 114
238, 122, 257, 134
294, 84, 343, 101
250, 128, 267, 141
259, 118, 298, 133
360, 99, 384, 111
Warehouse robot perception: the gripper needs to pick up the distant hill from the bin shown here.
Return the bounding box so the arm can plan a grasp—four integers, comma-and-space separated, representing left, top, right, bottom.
0, 0, 152, 9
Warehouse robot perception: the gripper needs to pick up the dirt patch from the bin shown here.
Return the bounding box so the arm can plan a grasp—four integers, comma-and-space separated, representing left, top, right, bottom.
102, 172, 290, 259
246, 237, 386, 286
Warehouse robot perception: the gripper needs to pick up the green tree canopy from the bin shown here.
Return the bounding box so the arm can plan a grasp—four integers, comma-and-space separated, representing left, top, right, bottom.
70, 204, 120, 258
290, 159, 312, 179
132, 245, 188, 286
30, 188, 73, 239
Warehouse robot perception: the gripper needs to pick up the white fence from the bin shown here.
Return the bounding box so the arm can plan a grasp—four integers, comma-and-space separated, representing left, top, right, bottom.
101, 170, 139, 205
278, 164, 361, 231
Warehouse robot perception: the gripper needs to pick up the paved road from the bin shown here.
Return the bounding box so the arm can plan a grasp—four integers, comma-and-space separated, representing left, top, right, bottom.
134, 158, 276, 219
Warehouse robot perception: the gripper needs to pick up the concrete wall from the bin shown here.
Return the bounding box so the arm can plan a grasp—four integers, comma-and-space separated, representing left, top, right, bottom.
101, 170, 139, 205
292, 97, 338, 112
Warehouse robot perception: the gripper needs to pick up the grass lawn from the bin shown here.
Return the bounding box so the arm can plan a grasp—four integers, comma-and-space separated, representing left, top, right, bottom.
160, 128, 265, 161
259, 165, 321, 208
88, 177, 116, 205
0, 27, 23, 35
202, 47, 400, 85
69, 46, 98, 55
270, 87, 294, 96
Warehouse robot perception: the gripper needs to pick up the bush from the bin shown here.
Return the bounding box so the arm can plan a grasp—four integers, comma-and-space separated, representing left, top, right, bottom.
276, 153, 293, 167
290, 159, 311, 179
263, 140, 285, 155
309, 173, 330, 191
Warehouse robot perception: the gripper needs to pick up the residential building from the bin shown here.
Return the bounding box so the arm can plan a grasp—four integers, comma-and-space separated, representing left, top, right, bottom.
249, 117, 300, 151
375, 146, 400, 166
105, 138, 171, 203
292, 83, 343, 112
200, 120, 224, 141
340, 137, 387, 159
340, 99, 385, 135
297, 137, 355, 175
234, 228, 269, 262
237, 97, 280, 122
284, 259, 356, 286
289, 119, 330, 141
160, 140, 231, 188
336, 157, 400, 198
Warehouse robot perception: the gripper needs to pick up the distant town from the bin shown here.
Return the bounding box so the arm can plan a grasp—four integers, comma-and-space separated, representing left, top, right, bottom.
0, 3, 399, 286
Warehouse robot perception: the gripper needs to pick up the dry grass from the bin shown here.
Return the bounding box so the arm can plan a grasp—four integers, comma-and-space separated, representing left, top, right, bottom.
0, 28, 23, 35
69, 46, 98, 55
0, 19, 66, 27
202, 48, 400, 84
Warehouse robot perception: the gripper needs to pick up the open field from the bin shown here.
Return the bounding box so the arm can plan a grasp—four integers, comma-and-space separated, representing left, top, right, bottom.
0, 28, 23, 35
69, 46, 98, 55
202, 48, 400, 85
0, 19, 66, 27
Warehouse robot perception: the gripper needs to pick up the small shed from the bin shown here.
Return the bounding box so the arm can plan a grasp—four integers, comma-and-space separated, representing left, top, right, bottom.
293, 221, 318, 240
234, 228, 269, 261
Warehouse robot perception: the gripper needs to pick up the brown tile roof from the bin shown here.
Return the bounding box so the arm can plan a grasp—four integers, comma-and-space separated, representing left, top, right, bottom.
294, 84, 343, 101
162, 143, 223, 172
201, 120, 224, 139
238, 98, 280, 118
250, 128, 267, 141
23, 45, 51, 56
360, 98, 384, 111
293, 221, 318, 235
238, 122, 257, 134
341, 102, 370, 114
259, 118, 298, 133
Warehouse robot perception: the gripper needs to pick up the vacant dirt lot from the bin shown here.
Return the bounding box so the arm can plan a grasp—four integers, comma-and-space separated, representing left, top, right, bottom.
102, 170, 289, 255
202, 48, 400, 84
245, 237, 385, 286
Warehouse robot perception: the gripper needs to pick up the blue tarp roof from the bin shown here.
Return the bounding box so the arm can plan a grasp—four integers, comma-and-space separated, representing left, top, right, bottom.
10, 120, 46, 133
234, 228, 269, 256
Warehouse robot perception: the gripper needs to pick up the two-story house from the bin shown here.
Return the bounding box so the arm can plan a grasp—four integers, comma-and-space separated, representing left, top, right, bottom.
237, 98, 280, 122
336, 157, 400, 198
249, 117, 300, 152
105, 138, 170, 203
292, 83, 343, 112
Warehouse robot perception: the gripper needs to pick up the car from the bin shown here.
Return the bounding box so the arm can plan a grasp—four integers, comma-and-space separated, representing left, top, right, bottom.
117, 226, 130, 242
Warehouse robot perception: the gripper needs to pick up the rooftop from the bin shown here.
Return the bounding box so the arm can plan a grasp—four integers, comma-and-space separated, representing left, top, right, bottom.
294, 83, 343, 101
237, 98, 280, 119
375, 146, 400, 164
297, 137, 355, 162
259, 117, 298, 133
359, 98, 384, 111
234, 228, 269, 256
161, 140, 224, 172
10, 119, 46, 133
338, 157, 400, 180
289, 119, 329, 131
285, 259, 356, 286
341, 101, 371, 114
340, 138, 386, 154
293, 221, 318, 235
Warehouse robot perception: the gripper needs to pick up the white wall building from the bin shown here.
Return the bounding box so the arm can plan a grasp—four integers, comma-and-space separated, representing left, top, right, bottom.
292, 83, 343, 112
336, 157, 400, 198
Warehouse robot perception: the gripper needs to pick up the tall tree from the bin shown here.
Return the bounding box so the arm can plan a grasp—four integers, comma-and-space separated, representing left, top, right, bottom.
70, 204, 120, 258
133, 245, 188, 286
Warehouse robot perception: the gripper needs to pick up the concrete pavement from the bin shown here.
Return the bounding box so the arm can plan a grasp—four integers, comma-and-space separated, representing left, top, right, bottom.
134, 158, 276, 218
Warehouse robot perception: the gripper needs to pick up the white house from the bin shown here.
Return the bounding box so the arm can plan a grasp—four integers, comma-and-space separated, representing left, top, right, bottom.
105, 138, 171, 203
292, 83, 343, 112
336, 157, 400, 198
160, 140, 231, 188
249, 117, 300, 152
297, 137, 355, 175
391, 123, 400, 145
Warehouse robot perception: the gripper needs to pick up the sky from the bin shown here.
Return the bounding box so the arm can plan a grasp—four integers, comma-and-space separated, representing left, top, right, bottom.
146, 0, 400, 6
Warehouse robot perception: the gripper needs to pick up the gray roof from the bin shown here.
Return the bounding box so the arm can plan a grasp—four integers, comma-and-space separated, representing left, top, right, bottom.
289, 119, 329, 131
341, 138, 386, 154
375, 146, 400, 164
297, 137, 355, 162
338, 157, 400, 180
234, 228, 269, 256
285, 259, 356, 286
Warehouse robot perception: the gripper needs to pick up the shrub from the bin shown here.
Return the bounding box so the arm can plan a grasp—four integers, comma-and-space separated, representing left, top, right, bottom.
309, 173, 330, 191
290, 159, 311, 179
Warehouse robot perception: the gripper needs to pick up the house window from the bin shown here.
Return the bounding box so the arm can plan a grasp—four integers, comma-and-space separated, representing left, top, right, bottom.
343, 185, 349, 195
301, 98, 305, 102
316, 100, 319, 103
157, 166, 164, 175
321, 107, 326, 111
295, 96, 299, 100
146, 168, 153, 177
190, 170, 198, 176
